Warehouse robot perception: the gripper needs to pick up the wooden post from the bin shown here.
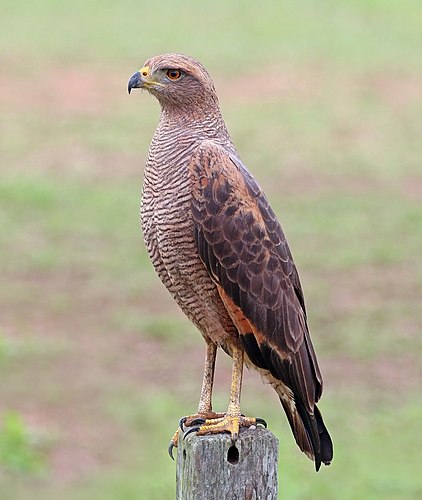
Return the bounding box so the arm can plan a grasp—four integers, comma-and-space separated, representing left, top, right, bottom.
176, 428, 278, 500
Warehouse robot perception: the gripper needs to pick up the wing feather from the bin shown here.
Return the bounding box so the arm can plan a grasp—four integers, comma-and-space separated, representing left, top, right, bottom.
191, 142, 313, 353
190, 141, 332, 469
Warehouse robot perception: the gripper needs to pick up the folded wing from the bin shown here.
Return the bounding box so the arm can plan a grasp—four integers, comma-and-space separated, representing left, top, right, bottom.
189, 141, 333, 470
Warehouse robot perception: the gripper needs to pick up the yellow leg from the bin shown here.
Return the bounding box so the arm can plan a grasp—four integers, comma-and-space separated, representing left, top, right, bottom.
169, 343, 266, 458
182, 341, 225, 425
168, 341, 221, 458
197, 341, 217, 414
188, 344, 266, 441
227, 343, 243, 419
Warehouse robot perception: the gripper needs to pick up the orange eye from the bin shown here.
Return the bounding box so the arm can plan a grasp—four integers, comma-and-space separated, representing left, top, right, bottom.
166, 69, 182, 81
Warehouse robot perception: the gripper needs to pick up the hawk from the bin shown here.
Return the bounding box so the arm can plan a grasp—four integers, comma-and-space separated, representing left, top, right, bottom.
128, 54, 333, 470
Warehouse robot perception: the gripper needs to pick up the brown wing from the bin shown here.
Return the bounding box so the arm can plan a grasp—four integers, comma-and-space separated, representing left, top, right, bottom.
190, 141, 332, 470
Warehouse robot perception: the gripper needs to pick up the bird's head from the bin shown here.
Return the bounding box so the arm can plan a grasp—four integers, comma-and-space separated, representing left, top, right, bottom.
128, 53, 218, 111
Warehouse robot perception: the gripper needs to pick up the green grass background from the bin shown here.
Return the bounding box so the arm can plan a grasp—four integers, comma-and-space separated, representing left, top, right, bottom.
1, 0, 421, 498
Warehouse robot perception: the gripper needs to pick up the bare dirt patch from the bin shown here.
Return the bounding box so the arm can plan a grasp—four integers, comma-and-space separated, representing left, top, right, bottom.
325, 354, 421, 396
1, 66, 122, 117
3, 63, 421, 117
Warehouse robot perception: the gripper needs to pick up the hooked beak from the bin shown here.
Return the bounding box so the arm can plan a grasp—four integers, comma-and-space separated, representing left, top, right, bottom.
128, 65, 164, 94
128, 71, 143, 94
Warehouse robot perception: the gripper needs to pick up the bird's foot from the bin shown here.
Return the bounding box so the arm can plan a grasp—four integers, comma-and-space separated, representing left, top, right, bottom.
180, 411, 226, 430
168, 411, 226, 459
184, 413, 267, 442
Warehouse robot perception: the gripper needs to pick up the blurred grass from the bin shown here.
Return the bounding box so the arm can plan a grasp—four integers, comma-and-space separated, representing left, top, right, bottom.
2, 0, 421, 71
0, 412, 48, 474
1, 0, 421, 498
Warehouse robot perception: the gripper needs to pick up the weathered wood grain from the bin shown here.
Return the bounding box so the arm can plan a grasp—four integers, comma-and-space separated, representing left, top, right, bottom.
176, 428, 278, 500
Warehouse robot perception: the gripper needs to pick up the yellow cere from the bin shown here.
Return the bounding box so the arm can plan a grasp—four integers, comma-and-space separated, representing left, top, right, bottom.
137, 65, 165, 88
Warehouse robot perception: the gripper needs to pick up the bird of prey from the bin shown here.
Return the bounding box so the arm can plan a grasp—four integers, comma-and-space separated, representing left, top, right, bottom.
128, 54, 333, 470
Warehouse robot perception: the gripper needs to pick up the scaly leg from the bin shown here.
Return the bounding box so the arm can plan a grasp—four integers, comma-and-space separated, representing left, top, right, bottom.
197, 340, 217, 414
180, 341, 226, 426
184, 344, 266, 441
169, 341, 223, 458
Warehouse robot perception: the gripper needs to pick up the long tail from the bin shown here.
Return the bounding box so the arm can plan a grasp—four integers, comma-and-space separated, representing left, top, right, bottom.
279, 395, 333, 471
239, 331, 333, 470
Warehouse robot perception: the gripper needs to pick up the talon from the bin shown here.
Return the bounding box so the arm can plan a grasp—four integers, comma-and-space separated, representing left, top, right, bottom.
256, 417, 267, 428
168, 441, 175, 460
189, 418, 206, 427
169, 412, 264, 458
179, 416, 187, 432
183, 426, 200, 440
168, 428, 180, 460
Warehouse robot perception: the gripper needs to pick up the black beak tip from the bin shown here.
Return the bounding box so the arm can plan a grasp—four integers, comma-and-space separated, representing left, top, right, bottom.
128, 72, 142, 95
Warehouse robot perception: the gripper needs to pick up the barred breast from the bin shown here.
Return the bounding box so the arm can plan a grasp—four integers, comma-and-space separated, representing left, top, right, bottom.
141, 117, 237, 345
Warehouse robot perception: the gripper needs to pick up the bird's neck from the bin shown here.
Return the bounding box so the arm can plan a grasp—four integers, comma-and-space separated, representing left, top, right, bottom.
158, 100, 232, 147
146, 102, 237, 181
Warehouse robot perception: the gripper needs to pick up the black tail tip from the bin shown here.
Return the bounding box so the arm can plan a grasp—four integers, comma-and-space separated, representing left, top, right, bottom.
315, 458, 332, 472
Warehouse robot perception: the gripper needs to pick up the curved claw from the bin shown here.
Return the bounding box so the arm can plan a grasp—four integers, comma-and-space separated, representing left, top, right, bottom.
189, 418, 206, 427
256, 417, 267, 428
168, 441, 175, 460
179, 416, 187, 432
183, 426, 200, 440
